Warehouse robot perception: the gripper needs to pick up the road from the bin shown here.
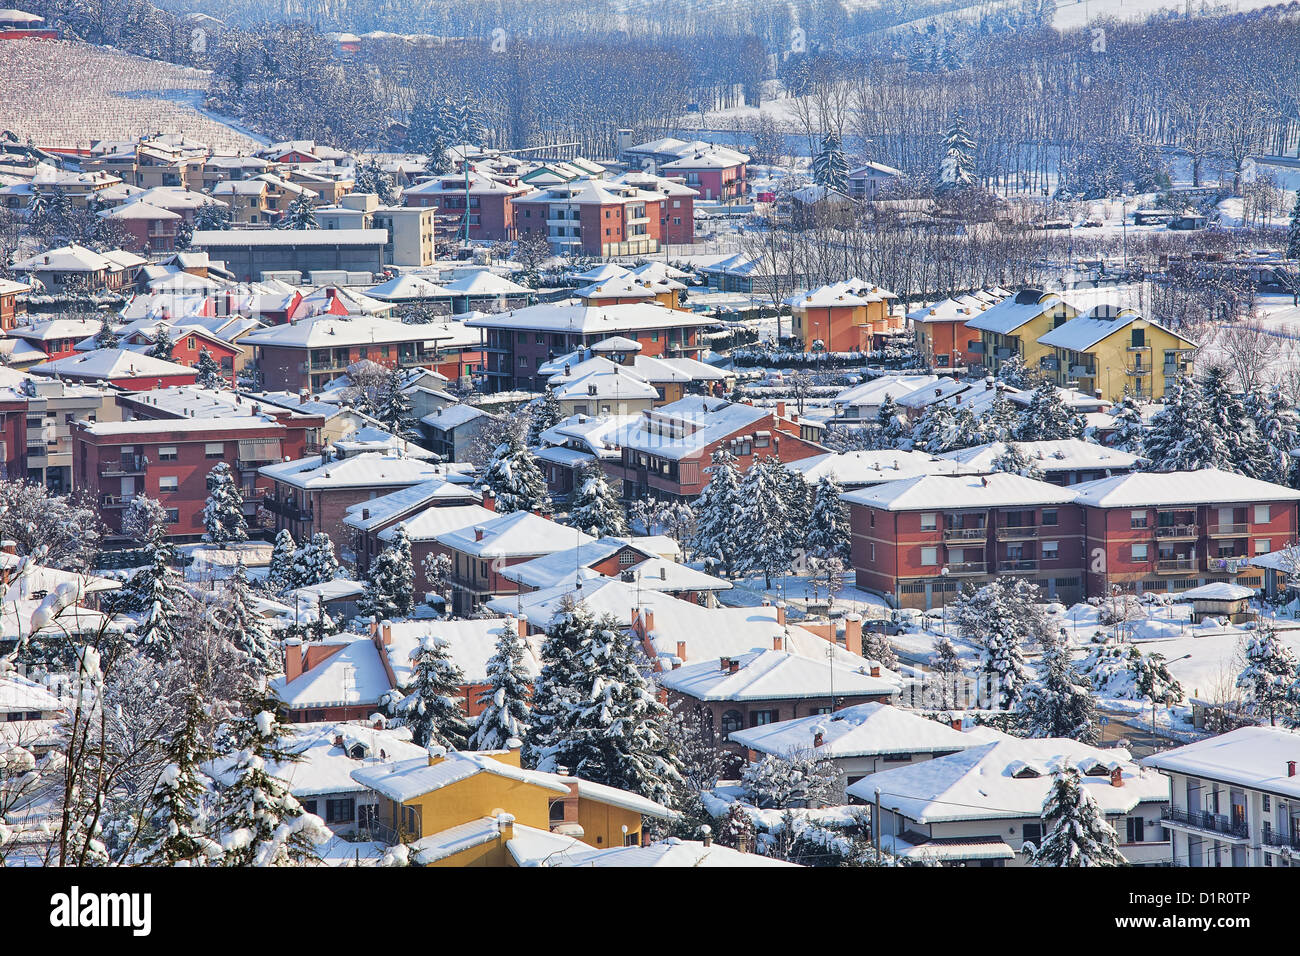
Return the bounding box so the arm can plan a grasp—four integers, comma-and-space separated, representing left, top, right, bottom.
1099, 711, 1180, 759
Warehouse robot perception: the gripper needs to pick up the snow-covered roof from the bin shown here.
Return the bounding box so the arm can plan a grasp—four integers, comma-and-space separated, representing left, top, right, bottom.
0, 674, 62, 715
728, 702, 973, 759
439, 270, 531, 297
191, 229, 387, 247
841, 472, 1077, 511
377, 503, 496, 544
937, 438, 1143, 475
786, 278, 897, 310
364, 274, 452, 302
241, 314, 459, 349
790, 450, 972, 487
420, 402, 488, 430
614, 396, 776, 462
1142, 726, 1300, 798
658, 648, 900, 703
30, 348, 195, 381
260, 452, 455, 491
553, 363, 659, 403
464, 301, 711, 335
567, 263, 630, 283
334, 425, 438, 460
1069, 469, 1300, 508
847, 729, 1167, 823
538, 413, 637, 459
380, 618, 543, 687
1179, 582, 1254, 601
1037, 308, 1195, 353
547, 837, 790, 867
271, 636, 390, 710
410, 816, 508, 864
350, 751, 570, 804
831, 374, 941, 409
343, 479, 481, 533
964, 292, 1072, 335
436, 510, 595, 559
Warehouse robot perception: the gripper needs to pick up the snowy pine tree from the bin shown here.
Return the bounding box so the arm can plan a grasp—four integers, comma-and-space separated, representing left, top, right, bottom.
195, 348, 224, 388
277, 194, 317, 229
938, 113, 977, 192
991, 442, 1045, 479
980, 390, 1022, 443
93, 322, 121, 350
216, 562, 277, 675
132, 535, 185, 662
806, 475, 850, 560
526, 386, 563, 447
873, 394, 909, 448
691, 449, 744, 577
376, 368, 416, 439
194, 201, 231, 231
1132, 648, 1184, 705
929, 636, 965, 709
524, 596, 591, 769
812, 133, 849, 191
293, 533, 339, 588
218, 692, 328, 867
1016, 379, 1084, 441
266, 529, 298, 594
741, 750, 837, 809
202, 462, 248, 545
468, 618, 533, 751
481, 434, 551, 514
1108, 394, 1146, 454
1200, 364, 1256, 476
147, 327, 174, 360
1030, 766, 1127, 867
1288, 193, 1300, 260
359, 526, 415, 622
396, 635, 473, 750
734, 456, 791, 588
353, 159, 398, 204
1245, 384, 1299, 486
141, 691, 221, 865
1237, 623, 1300, 725
566, 461, 628, 537
912, 402, 959, 453
1016, 634, 1098, 742
1143, 374, 1229, 471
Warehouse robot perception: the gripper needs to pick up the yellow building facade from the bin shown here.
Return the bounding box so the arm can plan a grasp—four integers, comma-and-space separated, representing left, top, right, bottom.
963, 290, 1078, 377
1035, 306, 1196, 402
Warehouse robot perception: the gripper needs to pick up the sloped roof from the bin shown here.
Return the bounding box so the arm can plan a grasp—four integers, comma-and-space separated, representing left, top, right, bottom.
841, 472, 1076, 511
1070, 469, 1300, 508
658, 648, 900, 702
728, 701, 973, 758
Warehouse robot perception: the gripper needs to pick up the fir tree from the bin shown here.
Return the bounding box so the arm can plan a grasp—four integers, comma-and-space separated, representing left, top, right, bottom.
266, 529, 298, 594
218, 691, 327, 866
873, 394, 909, 448
1030, 766, 1127, 867
691, 449, 744, 577
811, 133, 849, 192
806, 474, 850, 560
1237, 623, 1300, 725
293, 533, 339, 588
741, 750, 837, 809
93, 321, 121, 350
538, 610, 683, 806
912, 402, 959, 453
1016, 635, 1098, 741
524, 596, 591, 769
481, 434, 551, 514
734, 456, 791, 588
929, 635, 965, 709
360, 526, 415, 621
141, 691, 221, 865
216, 562, 277, 674
194, 201, 232, 231
468, 618, 533, 751
1143, 374, 1229, 471
1200, 364, 1256, 476
353, 159, 398, 205
526, 386, 563, 447
1287, 193, 1300, 260
396, 635, 473, 750
195, 347, 224, 388
991, 442, 1045, 479
980, 390, 1021, 443
376, 368, 416, 439
938, 113, 977, 192
146, 327, 174, 361
1132, 648, 1184, 705
1108, 394, 1145, 454
953, 579, 1042, 709
278, 194, 317, 229
1017, 379, 1084, 441
566, 460, 628, 537
1245, 384, 1299, 485
132, 535, 185, 662
202, 462, 248, 545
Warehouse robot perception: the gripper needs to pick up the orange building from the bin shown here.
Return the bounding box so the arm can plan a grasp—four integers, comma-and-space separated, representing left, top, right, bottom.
789, 279, 902, 353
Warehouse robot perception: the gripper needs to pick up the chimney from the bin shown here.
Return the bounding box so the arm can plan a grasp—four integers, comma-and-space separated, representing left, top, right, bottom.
869, 664, 881, 678
729, 659, 740, 674
361, 508, 370, 520
1110, 767, 1124, 788
813, 727, 825, 748
298, 388, 309, 405
776, 400, 786, 418
481, 490, 495, 512
950, 717, 962, 731
283, 638, 303, 681
1289, 761, 1297, 778
474, 525, 486, 542
700, 824, 712, 847
0, 540, 15, 556
720, 657, 730, 672
773, 633, 784, 651
333, 733, 345, 748
496, 811, 515, 841
637, 606, 654, 634
844, 613, 862, 657
381, 621, 392, 646
676, 640, 686, 662
516, 614, 528, 639
775, 601, 786, 627
369, 616, 379, 637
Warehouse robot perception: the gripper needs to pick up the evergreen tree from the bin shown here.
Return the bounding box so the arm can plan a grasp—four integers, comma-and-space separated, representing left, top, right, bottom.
219, 691, 327, 866
1200, 364, 1256, 476
147, 327, 175, 361
202, 462, 248, 545
1017, 635, 1098, 741
132, 534, 185, 662
359, 526, 415, 621
277, 194, 317, 229
93, 321, 121, 350
141, 691, 221, 865
526, 386, 563, 447
353, 159, 398, 204
997, 354, 1032, 388
524, 596, 591, 769
195, 347, 224, 388
396, 635, 473, 750
938, 113, 977, 192
741, 750, 837, 809
691, 449, 744, 577
1030, 766, 1127, 867
1017, 379, 1084, 441
1245, 383, 1299, 485
1132, 648, 1184, 705
811, 133, 849, 191
980, 390, 1021, 443
991, 441, 1045, 479
1287, 192, 1300, 260
376, 368, 417, 439
1108, 394, 1146, 454
912, 402, 959, 453
1143, 374, 1229, 471
194, 201, 232, 231
266, 529, 298, 594
873, 394, 909, 448
806, 475, 850, 560
775, 458, 812, 559
566, 460, 628, 537
929, 636, 965, 709
734, 456, 791, 588
1237, 623, 1300, 725
293, 533, 339, 588
952, 579, 1041, 709
538, 609, 683, 806
407, 95, 456, 174
481, 434, 551, 514
216, 562, 277, 674
468, 618, 533, 751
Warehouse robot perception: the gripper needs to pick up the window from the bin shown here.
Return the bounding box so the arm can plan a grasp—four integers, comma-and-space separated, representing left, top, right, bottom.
158, 446, 178, 461
300, 799, 318, 816
1042, 541, 1059, 560
1256, 539, 1271, 554
1126, 817, 1146, 843
164, 509, 179, 524
204, 442, 224, 458
325, 798, 355, 824
1042, 509, 1058, 527
1022, 823, 1043, 846
1130, 510, 1148, 529
920, 546, 938, 566
720, 710, 743, 734
618, 551, 637, 567
401, 805, 418, 836
1255, 505, 1270, 524
920, 512, 937, 531
549, 800, 565, 824
358, 805, 378, 829
624, 831, 639, 846
1131, 543, 1148, 562
158, 476, 178, 493
749, 710, 778, 727
1263, 795, 1271, 812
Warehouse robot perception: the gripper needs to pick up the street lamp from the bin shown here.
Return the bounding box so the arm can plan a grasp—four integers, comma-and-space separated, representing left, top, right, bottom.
940, 565, 950, 636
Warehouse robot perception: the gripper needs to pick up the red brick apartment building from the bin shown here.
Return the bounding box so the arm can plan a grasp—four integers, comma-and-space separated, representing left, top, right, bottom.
400, 170, 530, 241
608, 171, 698, 246
512, 179, 665, 257
846, 468, 1300, 609
659, 145, 748, 202
607, 397, 826, 500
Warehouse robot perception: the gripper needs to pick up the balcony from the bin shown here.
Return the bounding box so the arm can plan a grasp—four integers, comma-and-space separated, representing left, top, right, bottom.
945, 561, 988, 576
1261, 829, 1300, 852
1069, 364, 1096, 378
1208, 523, 1248, 538
1155, 557, 1195, 573
263, 498, 314, 523
943, 526, 987, 542
1205, 556, 1250, 574
995, 524, 1038, 541
1126, 343, 1151, 352
1160, 807, 1249, 842
1154, 523, 1198, 540
998, 559, 1038, 573
1124, 364, 1149, 376
1039, 357, 1060, 372
100, 494, 137, 508
98, 455, 149, 477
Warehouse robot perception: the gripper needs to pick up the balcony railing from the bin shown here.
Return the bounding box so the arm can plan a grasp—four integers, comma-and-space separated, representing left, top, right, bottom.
998, 559, 1038, 572
100, 494, 137, 508
1208, 523, 1248, 537
98, 455, 149, 477
1206, 556, 1250, 574
1161, 807, 1248, 839
995, 524, 1038, 540
943, 526, 987, 542
263, 498, 314, 522
1069, 364, 1095, 377
1154, 524, 1198, 540
945, 561, 987, 576
1156, 557, 1195, 573
1261, 829, 1300, 851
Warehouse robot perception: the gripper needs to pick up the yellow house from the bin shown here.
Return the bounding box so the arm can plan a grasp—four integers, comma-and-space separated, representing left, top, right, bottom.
350, 743, 677, 866
1035, 305, 1197, 402
963, 289, 1078, 377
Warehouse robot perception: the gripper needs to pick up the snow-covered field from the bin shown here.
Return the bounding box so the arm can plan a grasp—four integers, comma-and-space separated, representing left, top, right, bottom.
0, 41, 262, 150
1052, 0, 1286, 30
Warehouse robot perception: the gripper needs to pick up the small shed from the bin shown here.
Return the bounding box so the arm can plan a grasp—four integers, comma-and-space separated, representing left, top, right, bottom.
1180, 582, 1255, 624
